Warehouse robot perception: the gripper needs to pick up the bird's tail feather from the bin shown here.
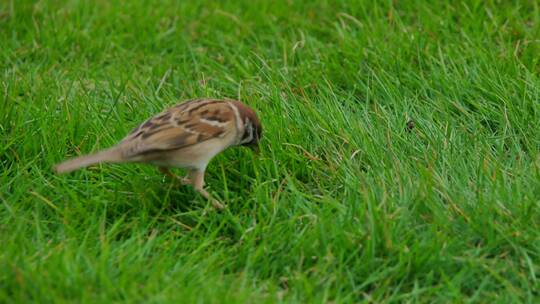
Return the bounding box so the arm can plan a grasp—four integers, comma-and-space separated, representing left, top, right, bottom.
54, 148, 124, 174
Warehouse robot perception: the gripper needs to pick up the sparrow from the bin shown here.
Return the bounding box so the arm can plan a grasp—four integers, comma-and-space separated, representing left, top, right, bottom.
54, 98, 262, 209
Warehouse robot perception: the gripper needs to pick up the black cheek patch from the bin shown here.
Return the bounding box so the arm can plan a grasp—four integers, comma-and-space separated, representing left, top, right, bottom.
242, 126, 252, 142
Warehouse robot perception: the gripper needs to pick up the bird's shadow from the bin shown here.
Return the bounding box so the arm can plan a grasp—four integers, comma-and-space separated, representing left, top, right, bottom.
95, 166, 205, 213
137, 175, 210, 212
77, 164, 262, 246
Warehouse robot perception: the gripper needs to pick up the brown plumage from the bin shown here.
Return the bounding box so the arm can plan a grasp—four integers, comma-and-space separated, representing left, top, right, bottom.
54, 98, 262, 208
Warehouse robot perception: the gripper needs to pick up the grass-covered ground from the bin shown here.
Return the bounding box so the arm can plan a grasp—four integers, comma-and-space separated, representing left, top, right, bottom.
2, 0, 540, 302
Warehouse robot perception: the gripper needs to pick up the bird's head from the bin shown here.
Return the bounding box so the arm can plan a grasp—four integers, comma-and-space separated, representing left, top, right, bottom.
232, 101, 262, 153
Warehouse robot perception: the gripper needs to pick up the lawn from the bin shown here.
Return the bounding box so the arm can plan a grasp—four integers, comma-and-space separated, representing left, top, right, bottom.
2, 0, 540, 302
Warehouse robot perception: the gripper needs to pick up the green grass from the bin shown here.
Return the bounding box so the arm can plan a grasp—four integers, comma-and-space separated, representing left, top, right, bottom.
2, 0, 540, 302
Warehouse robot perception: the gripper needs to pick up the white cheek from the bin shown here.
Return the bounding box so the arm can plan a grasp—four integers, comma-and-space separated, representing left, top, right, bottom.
241, 125, 254, 144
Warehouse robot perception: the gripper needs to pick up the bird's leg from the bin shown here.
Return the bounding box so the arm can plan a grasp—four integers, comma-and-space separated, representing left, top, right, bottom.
189, 169, 225, 209
159, 167, 190, 185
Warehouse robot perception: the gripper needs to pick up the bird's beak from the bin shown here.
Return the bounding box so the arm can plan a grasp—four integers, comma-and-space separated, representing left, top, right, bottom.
251, 144, 260, 155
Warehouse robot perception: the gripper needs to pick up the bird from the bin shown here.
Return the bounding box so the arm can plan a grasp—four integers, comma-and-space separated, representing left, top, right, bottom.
53, 98, 262, 209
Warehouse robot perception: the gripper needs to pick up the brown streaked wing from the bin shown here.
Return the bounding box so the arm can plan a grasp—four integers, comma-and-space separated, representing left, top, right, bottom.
119, 99, 233, 158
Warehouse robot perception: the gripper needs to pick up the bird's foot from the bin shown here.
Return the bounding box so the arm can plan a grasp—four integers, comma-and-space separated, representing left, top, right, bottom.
196, 188, 225, 210
178, 176, 191, 185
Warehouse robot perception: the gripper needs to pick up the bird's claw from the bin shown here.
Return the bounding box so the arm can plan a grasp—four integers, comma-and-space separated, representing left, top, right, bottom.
196, 188, 225, 210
